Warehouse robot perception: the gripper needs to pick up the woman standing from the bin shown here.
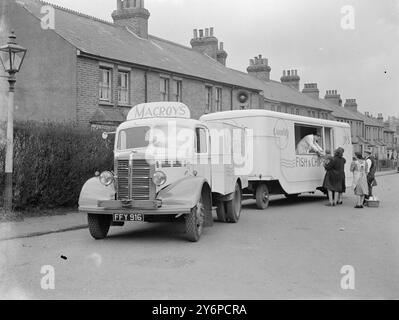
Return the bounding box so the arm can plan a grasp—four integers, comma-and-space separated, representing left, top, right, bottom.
323, 148, 347, 207
350, 152, 369, 209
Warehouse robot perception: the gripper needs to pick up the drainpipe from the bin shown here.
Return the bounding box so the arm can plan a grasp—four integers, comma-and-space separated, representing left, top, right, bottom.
231, 86, 234, 111
144, 70, 148, 103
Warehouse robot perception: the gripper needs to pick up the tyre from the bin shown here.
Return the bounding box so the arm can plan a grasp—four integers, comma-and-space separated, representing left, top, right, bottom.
216, 201, 227, 222
88, 214, 112, 240
185, 196, 205, 242
225, 183, 242, 223
256, 184, 270, 210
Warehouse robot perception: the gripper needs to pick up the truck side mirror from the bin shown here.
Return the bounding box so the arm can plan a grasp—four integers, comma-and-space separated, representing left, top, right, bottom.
102, 132, 116, 140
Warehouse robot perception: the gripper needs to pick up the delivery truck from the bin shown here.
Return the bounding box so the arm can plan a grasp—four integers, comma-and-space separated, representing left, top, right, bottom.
79, 102, 249, 242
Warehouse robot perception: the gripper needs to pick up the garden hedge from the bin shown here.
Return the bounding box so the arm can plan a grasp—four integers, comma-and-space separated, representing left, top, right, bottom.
0, 121, 114, 210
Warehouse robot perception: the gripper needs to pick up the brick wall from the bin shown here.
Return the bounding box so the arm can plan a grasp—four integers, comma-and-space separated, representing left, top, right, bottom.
76, 57, 100, 124
76, 56, 263, 124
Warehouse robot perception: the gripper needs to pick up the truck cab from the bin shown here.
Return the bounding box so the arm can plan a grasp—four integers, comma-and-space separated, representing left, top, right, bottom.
79, 102, 247, 242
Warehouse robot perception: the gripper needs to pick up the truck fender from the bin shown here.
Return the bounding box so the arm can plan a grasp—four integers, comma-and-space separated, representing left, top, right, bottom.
79, 177, 116, 211
158, 177, 213, 227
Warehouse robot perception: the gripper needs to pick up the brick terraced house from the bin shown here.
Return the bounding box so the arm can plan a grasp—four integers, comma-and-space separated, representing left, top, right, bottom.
1, 0, 335, 129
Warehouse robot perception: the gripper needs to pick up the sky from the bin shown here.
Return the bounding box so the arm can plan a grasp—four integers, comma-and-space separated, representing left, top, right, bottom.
9, 0, 399, 117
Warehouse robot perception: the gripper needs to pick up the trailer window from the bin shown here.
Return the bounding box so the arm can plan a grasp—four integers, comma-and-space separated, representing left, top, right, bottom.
295, 125, 324, 155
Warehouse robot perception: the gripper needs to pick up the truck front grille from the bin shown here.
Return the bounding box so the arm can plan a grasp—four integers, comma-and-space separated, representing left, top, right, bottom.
116, 159, 152, 201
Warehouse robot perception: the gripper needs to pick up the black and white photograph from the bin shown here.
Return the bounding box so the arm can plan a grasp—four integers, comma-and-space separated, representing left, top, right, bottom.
0, 0, 399, 303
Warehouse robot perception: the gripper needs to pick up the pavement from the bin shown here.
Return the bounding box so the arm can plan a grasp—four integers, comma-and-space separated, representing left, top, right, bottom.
0, 170, 397, 242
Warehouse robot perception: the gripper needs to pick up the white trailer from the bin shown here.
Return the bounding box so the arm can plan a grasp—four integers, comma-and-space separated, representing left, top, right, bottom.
201, 110, 354, 209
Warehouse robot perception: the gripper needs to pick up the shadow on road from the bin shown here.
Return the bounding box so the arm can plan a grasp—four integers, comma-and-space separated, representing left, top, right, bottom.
106, 194, 327, 242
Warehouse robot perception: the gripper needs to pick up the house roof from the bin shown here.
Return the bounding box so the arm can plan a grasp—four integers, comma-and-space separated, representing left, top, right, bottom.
19, 0, 263, 91
321, 100, 363, 121
259, 81, 333, 112
349, 111, 385, 127
18, 0, 333, 113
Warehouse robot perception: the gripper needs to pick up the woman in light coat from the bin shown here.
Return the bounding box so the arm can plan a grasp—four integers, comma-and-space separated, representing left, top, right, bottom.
350, 152, 369, 209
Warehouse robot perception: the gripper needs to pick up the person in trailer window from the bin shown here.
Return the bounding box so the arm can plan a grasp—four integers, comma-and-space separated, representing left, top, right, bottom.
296, 134, 325, 156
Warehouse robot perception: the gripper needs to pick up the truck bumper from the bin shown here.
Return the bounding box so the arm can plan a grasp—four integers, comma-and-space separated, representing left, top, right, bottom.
79, 200, 191, 216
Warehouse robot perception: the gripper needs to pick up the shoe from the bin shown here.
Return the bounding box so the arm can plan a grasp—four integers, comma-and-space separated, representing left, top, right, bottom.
337, 202, 343, 205
355, 205, 364, 209
325, 203, 335, 207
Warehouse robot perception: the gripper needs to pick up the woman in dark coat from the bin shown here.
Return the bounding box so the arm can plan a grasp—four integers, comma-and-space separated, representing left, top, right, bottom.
323, 147, 346, 206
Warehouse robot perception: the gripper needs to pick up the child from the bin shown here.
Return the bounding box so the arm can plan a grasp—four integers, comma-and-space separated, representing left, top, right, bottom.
350, 152, 369, 209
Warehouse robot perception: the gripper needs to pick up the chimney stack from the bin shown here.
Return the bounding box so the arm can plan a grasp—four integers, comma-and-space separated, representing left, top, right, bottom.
247, 54, 272, 82
191, 27, 227, 64
281, 69, 301, 90
302, 83, 320, 99
216, 42, 228, 66
344, 99, 358, 112
325, 90, 342, 106
112, 0, 150, 39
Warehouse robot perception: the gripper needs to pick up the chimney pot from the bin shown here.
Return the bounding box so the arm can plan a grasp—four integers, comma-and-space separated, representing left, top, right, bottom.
205, 28, 209, 37
199, 29, 204, 38
210, 27, 214, 37
220, 42, 224, 50
193, 29, 198, 39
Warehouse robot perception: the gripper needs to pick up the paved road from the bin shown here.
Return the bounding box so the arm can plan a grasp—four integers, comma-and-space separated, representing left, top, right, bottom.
1, 175, 399, 300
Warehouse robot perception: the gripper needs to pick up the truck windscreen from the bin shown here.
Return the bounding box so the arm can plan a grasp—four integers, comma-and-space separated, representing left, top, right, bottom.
117, 125, 195, 152
117, 126, 151, 150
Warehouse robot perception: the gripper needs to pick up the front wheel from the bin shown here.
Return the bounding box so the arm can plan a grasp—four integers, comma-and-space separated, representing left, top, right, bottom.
256, 184, 270, 210
225, 183, 242, 223
88, 214, 112, 240
185, 197, 205, 242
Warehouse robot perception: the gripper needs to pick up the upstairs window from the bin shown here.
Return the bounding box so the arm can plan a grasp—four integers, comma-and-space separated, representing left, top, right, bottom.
174, 80, 183, 102
160, 77, 170, 101
205, 86, 213, 112
99, 68, 112, 102
216, 88, 222, 112
117, 71, 129, 104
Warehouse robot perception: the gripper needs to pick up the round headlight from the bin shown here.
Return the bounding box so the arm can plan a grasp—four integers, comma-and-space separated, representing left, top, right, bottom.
153, 171, 167, 186
99, 171, 114, 186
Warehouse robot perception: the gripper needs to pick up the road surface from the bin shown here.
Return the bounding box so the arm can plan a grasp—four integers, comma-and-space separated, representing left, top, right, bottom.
1, 174, 398, 300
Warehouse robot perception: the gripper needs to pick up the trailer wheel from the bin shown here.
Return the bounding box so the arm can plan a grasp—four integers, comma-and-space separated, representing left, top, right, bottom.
216, 201, 227, 222
88, 214, 112, 240
225, 183, 242, 223
256, 184, 270, 210
185, 196, 205, 242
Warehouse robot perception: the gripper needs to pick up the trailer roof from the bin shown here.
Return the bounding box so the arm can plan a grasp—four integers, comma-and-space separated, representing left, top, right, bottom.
201, 110, 351, 129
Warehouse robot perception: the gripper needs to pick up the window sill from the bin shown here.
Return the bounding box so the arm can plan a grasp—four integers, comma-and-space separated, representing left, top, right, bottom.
99, 101, 114, 107
117, 104, 133, 108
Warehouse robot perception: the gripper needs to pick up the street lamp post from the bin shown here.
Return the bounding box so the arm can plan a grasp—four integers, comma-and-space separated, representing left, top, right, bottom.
0, 31, 27, 215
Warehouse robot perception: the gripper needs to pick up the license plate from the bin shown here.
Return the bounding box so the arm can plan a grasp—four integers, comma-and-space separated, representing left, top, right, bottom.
113, 213, 144, 222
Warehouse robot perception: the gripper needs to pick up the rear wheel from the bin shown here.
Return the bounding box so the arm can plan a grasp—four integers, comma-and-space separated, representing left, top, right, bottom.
225, 183, 242, 223
256, 184, 270, 210
185, 196, 205, 242
88, 214, 112, 240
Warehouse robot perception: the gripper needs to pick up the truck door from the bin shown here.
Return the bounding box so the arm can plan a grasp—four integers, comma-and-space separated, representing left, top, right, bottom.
195, 127, 212, 185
